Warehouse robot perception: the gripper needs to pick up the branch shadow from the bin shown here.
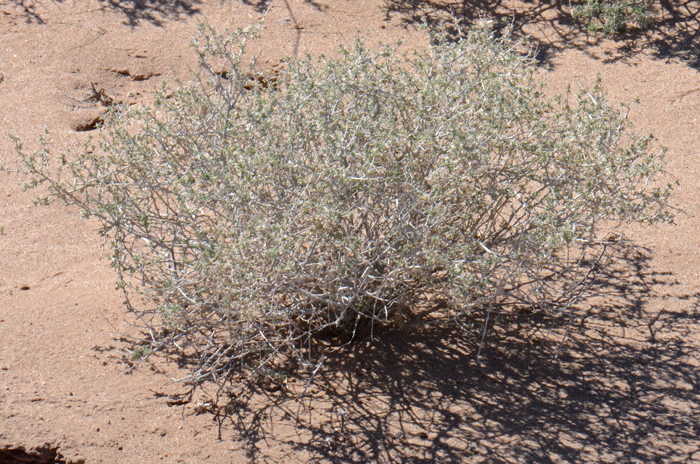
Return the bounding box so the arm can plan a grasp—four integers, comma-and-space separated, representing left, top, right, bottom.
6, 0, 49, 24
646, 0, 700, 68
209, 242, 700, 463
7, 0, 202, 27
97, 0, 202, 27
382, 0, 700, 70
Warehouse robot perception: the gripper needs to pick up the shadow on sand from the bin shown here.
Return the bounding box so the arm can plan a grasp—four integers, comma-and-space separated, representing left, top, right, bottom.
8, 0, 698, 67
200, 242, 700, 463
8, 0, 202, 27
384, 0, 700, 70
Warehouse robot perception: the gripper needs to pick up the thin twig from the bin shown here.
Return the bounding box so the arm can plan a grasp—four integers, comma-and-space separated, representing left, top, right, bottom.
299, 354, 325, 399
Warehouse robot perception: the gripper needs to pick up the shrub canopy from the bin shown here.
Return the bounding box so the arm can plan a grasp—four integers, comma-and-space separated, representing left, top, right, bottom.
12, 23, 672, 387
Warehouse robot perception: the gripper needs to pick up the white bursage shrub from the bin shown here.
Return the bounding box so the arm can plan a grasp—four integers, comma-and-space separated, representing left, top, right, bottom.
11, 23, 672, 387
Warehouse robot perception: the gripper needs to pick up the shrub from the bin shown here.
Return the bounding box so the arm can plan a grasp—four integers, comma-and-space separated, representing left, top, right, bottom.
9, 22, 672, 389
572, 0, 653, 34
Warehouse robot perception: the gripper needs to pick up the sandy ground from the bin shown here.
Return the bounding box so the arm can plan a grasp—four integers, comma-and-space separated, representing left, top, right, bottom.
1, 0, 699, 462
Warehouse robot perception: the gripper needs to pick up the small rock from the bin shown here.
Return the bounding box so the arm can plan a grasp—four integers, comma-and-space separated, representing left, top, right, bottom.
64, 108, 106, 132
110, 66, 160, 81
130, 70, 160, 81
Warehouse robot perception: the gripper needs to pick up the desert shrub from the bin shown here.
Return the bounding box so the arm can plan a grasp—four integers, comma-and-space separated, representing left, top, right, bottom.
9, 23, 672, 388
572, 0, 653, 34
